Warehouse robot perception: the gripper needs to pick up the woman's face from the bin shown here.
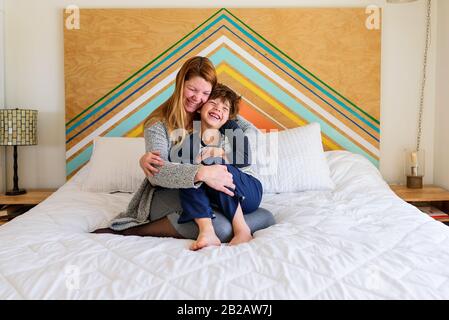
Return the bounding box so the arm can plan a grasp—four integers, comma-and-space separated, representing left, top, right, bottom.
183, 76, 213, 114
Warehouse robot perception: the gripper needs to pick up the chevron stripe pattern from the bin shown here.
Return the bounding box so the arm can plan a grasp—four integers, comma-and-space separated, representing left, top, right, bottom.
64, 8, 380, 178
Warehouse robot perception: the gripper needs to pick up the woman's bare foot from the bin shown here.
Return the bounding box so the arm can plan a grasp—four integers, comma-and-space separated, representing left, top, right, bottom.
190, 230, 221, 251
229, 228, 253, 246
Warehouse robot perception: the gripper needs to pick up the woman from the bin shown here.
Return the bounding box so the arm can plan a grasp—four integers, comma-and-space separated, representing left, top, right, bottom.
94, 56, 274, 242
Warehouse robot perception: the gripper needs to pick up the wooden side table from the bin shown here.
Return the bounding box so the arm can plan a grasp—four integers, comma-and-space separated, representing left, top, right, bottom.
389, 185, 449, 223
0, 189, 56, 225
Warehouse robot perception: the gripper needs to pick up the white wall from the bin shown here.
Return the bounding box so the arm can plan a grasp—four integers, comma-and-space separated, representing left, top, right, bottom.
0, 0, 5, 194
381, 0, 437, 185
434, 0, 449, 190
3, 0, 440, 189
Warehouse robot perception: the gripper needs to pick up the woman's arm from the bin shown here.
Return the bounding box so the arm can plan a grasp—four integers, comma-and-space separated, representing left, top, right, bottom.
144, 122, 200, 189
224, 116, 262, 167
144, 121, 235, 196
234, 116, 259, 166
235, 115, 258, 133
221, 120, 251, 168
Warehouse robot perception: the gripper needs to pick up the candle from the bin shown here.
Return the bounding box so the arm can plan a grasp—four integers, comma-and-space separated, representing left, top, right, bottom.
410, 151, 418, 176
411, 151, 418, 166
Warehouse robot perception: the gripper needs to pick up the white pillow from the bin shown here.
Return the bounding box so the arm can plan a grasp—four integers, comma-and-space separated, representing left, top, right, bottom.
253, 122, 334, 193
81, 137, 146, 193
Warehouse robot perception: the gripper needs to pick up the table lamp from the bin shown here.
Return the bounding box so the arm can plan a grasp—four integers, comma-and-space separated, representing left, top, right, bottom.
0, 108, 38, 195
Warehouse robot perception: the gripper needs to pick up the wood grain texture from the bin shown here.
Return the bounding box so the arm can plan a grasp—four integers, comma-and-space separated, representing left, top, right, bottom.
389, 185, 449, 202
64, 8, 380, 123
63, 8, 381, 176
0, 189, 56, 205
230, 8, 381, 120
64, 9, 217, 122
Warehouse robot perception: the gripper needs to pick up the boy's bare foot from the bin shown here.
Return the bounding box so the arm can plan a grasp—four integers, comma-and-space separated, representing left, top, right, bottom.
229, 229, 253, 246
190, 230, 221, 251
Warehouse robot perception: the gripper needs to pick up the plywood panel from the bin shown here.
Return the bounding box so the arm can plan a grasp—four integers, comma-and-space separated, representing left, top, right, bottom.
63, 8, 381, 178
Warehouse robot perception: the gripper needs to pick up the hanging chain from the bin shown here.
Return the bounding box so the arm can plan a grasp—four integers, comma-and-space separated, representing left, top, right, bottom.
417, 0, 432, 151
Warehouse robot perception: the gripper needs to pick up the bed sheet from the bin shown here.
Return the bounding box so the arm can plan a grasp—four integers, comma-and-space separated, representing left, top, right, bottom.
1, 151, 448, 299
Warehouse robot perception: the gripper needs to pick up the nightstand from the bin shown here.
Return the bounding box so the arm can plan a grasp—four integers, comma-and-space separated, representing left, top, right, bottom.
389, 184, 449, 224
0, 189, 56, 226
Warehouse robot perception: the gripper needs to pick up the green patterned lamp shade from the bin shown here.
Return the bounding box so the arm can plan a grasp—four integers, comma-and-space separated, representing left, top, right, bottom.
0, 108, 38, 196
0, 108, 38, 146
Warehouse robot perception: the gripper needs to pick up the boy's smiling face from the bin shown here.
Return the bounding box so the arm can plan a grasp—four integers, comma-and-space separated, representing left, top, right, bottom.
200, 98, 230, 129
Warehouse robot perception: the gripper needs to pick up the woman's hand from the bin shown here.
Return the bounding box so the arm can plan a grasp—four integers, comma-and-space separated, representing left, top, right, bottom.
195, 165, 235, 197
139, 151, 164, 177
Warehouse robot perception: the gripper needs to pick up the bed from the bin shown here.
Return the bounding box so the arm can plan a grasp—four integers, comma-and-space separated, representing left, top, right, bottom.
1, 151, 449, 300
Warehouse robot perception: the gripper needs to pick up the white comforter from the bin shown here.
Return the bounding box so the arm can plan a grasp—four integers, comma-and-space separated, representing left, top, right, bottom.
1, 151, 449, 299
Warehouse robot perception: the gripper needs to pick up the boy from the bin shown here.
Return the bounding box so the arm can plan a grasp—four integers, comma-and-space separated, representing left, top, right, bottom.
172, 83, 263, 250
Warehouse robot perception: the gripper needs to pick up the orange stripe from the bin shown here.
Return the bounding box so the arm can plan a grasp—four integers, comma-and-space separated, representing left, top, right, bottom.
239, 100, 283, 131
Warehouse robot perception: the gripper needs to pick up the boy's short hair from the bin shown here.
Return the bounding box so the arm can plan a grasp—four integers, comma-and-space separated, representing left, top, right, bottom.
208, 83, 241, 119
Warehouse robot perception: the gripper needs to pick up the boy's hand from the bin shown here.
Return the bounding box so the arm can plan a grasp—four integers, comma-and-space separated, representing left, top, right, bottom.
196, 147, 226, 163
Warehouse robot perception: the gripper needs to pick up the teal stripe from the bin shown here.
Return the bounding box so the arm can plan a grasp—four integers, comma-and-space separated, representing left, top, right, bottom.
212, 47, 379, 167
221, 15, 379, 133
107, 86, 173, 137
66, 145, 93, 177
67, 47, 378, 176
67, 13, 378, 136
66, 16, 224, 136
66, 85, 174, 176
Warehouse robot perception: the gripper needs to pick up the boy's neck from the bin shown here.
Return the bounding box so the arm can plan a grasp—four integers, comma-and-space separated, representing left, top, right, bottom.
200, 121, 221, 146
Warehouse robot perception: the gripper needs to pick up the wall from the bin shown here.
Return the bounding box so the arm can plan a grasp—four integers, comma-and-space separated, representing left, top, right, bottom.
0, 0, 5, 193
381, 0, 437, 185
3, 0, 439, 189
434, 0, 449, 190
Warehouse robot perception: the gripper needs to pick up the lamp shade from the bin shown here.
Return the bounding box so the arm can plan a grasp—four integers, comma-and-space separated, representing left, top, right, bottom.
0, 108, 38, 146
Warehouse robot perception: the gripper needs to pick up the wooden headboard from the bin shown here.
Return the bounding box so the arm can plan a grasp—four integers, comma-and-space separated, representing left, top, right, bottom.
64, 8, 381, 179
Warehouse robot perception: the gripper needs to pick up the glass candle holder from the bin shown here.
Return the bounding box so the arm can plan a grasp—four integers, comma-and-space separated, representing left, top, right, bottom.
404, 149, 425, 188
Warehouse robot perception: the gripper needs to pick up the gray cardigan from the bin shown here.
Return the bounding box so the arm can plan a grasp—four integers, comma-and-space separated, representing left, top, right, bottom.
110, 116, 257, 231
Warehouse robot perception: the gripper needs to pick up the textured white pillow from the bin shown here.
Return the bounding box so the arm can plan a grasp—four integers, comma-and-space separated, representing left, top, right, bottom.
81, 137, 146, 193
254, 123, 334, 193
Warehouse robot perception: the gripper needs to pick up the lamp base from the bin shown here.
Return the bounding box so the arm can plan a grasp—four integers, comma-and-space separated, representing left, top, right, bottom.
406, 176, 423, 189
5, 189, 27, 196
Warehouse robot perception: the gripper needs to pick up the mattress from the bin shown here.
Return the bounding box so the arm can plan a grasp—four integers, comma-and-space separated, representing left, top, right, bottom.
1, 151, 448, 299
